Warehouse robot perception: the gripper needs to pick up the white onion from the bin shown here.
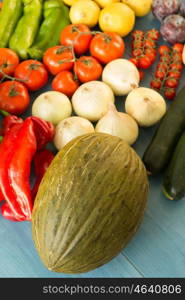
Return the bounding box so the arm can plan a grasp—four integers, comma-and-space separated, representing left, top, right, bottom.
95, 103, 139, 145
125, 87, 166, 127
102, 59, 140, 96
72, 81, 115, 122
32, 91, 72, 125
54, 116, 95, 150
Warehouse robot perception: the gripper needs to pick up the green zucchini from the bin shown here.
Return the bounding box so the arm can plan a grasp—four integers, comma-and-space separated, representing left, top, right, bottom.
163, 131, 185, 201
143, 86, 185, 175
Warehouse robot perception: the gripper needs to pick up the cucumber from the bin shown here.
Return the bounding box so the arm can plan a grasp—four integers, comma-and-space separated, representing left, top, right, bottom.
143, 86, 185, 175
163, 131, 185, 201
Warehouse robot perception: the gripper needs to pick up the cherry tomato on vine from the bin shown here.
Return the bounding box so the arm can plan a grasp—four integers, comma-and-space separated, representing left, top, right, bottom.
173, 43, 184, 53
129, 57, 139, 67
0, 48, 19, 78
52, 71, 79, 97
138, 55, 151, 69
14, 60, 48, 91
147, 29, 160, 40
132, 30, 144, 39
60, 24, 92, 56
132, 40, 143, 49
155, 69, 165, 80
74, 56, 102, 83
167, 70, 181, 80
90, 32, 125, 64
132, 48, 143, 57
172, 52, 183, 62
165, 78, 179, 88
0, 81, 30, 115
164, 88, 176, 100
145, 49, 157, 63
150, 78, 162, 90
158, 45, 171, 55
144, 39, 156, 48
157, 63, 168, 73
43, 45, 74, 75
170, 62, 183, 72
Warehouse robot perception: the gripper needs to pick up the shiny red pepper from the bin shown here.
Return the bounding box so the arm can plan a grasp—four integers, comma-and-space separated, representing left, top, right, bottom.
0, 116, 55, 221
32, 149, 54, 199
0, 119, 36, 221
1, 115, 23, 135
30, 116, 54, 150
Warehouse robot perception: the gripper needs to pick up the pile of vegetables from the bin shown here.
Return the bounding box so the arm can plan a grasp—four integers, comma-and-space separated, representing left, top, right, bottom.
0, 0, 185, 274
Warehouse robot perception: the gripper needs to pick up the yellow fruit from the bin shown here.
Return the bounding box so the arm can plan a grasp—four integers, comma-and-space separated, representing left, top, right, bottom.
99, 3, 135, 37
69, 0, 100, 28
122, 0, 152, 17
62, 0, 79, 6
95, 0, 120, 8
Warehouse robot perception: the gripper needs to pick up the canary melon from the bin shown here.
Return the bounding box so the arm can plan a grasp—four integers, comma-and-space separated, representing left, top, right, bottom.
32, 133, 148, 274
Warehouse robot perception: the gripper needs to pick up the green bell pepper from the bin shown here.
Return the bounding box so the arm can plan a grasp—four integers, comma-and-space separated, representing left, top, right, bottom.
0, 0, 23, 48
28, 0, 70, 60
9, 0, 43, 60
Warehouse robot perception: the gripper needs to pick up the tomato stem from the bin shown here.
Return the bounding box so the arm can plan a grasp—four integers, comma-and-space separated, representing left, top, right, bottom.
0, 110, 10, 117
0, 136, 3, 143
0, 69, 27, 83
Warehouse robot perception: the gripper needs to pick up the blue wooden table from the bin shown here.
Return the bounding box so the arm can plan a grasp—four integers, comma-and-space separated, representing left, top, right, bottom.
1, 10, 185, 278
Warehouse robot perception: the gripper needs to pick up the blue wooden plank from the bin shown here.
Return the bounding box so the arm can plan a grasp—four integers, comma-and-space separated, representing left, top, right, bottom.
0, 216, 142, 278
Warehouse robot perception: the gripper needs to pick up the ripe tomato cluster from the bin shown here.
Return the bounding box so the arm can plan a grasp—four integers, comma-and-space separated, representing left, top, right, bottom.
0, 24, 125, 114
46, 24, 125, 96
0, 49, 48, 115
129, 29, 160, 79
151, 43, 184, 100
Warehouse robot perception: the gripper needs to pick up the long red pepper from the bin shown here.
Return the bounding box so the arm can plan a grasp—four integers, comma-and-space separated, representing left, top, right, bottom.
0, 119, 37, 221
0, 116, 55, 221
32, 149, 54, 200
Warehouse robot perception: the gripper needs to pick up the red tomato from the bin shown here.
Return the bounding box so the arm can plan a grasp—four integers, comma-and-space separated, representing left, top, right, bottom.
0, 81, 30, 115
90, 32, 125, 64
164, 88, 176, 100
74, 56, 102, 83
170, 62, 183, 72
150, 79, 162, 90
158, 45, 171, 55
138, 55, 151, 69
52, 71, 79, 97
147, 29, 160, 40
155, 69, 165, 80
145, 49, 157, 63
60, 24, 92, 56
132, 40, 143, 49
167, 70, 181, 79
14, 60, 48, 91
144, 39, 156, 48
129, 57, 139, 67
173, 43, 184, 53
0, 48, 19, 78
172, 52, 183, 63
132, 30, 144, 39
157, 62, 169, 73
165, 78, 179, 88
132, 48, 143, 57
43, 45, 74, 75
160, 53, 171, 62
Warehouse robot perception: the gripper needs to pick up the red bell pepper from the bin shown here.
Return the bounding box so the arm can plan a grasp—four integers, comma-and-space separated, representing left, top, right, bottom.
29, 116, 55, 150
0, 116, 55, 221
32, 149, 54, 199
1, 115, 23, 135
0, 119, 36, 221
